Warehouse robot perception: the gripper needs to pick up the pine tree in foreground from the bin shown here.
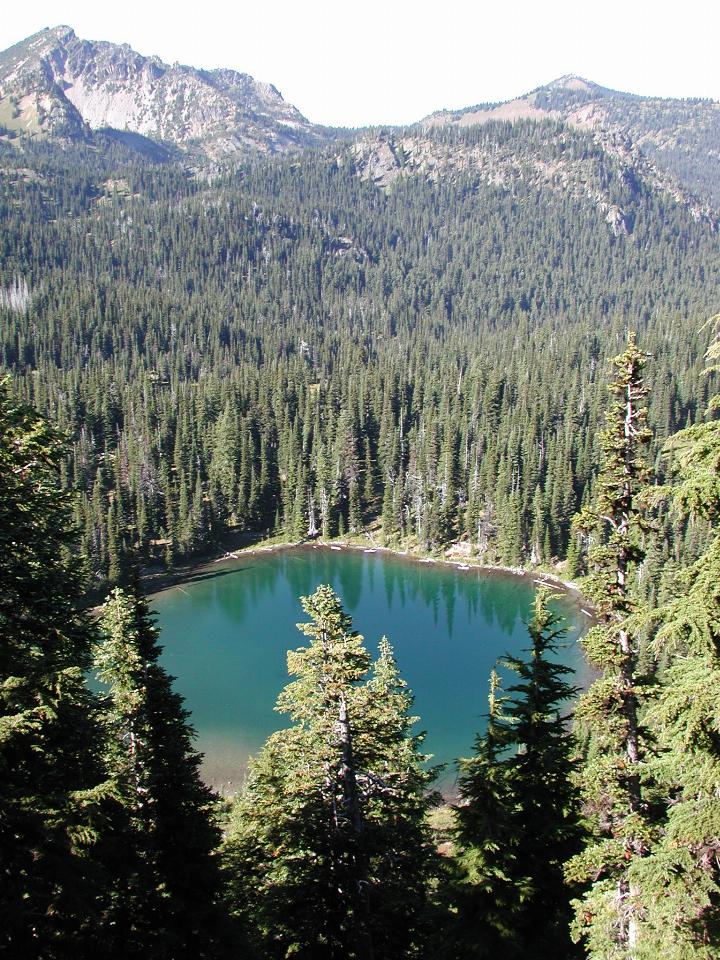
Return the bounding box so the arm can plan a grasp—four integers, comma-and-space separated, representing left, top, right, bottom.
440, 669, 519, 960
223, 584, 437, 960
96, 579, 234, 959
447, 589, 583, 960
0, 380, 110, 958
566, 333, 655, 957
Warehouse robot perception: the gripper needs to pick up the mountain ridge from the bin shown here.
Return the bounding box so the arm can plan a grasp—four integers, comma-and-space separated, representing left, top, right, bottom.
1, 27, 719, 211
423, 74, 720, 207
0, 25, 326, 157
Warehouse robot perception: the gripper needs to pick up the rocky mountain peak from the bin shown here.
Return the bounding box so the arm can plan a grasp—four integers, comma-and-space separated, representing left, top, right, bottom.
544, 75, 600, 93
0, 26, 326, 158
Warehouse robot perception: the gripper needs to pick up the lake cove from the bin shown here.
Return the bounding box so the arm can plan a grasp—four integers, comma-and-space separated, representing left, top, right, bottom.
151, 545, 588, 795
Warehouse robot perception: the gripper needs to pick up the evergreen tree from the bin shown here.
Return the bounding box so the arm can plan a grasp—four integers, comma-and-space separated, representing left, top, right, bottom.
359, 637, 439, 959
223, 585, 436, 959
0, 381, 110, 957
442, 670, 518, 958
96, 579, 233, 959
567, 333, 655, 957
628, 317, 720, 956
447, 590, 583, 959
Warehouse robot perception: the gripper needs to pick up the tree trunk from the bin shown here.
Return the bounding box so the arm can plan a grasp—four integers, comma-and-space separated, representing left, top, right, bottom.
335, 693, 374, 960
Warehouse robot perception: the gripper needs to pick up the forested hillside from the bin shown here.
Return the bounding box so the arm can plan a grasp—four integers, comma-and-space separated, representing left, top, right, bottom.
1, 120, 718, 588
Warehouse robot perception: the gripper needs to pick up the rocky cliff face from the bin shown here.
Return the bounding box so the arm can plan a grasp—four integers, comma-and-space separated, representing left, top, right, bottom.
0, 26, 325, 157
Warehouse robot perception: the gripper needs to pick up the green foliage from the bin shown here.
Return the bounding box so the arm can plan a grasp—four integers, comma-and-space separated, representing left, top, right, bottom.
625, 318, 720, 956
0, 379, 111, 957
445, 590, 584, 959
95, 580, 234, 959
568, 335, 659, 957
3, 114, 720, 959
223, 585, 437, 959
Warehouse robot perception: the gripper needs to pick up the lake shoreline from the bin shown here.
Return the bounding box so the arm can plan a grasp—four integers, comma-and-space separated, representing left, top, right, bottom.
142, 532, 589, 610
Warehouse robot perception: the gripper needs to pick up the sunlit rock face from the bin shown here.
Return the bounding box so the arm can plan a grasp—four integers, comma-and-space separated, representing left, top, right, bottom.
0, 25, 326, 157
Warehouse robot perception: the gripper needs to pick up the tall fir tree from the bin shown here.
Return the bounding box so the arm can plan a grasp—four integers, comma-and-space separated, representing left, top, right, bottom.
628, 316, 720, 956
442, 669, 519, 959
447, 589, 583, 960
95, 578, 234, 959
566, 333, 655, 957
223, 585, 437, 960
0, 380, 111, 958
357, 636, 439, 960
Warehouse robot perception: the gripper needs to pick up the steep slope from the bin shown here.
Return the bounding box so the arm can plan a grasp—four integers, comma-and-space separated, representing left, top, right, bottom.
424, 75, 720, 208
0, 26, 326, 157
350, 121, 715, 231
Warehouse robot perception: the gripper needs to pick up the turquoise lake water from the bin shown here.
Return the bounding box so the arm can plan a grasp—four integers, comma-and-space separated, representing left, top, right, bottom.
151, 546, 588, 794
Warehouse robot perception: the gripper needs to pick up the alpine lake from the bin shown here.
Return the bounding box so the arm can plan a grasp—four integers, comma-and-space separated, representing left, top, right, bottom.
150, 545, 591, 796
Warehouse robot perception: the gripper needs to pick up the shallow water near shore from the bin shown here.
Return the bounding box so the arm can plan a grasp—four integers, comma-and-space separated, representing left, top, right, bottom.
151, 545, 588, 795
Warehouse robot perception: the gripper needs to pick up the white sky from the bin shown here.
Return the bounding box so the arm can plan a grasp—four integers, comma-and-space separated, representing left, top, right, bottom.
2, 1, 719, 128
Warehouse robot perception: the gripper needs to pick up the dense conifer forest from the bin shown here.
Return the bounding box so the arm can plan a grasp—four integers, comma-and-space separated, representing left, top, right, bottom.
1, 110, 720, 957
1, 123, 719, 590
